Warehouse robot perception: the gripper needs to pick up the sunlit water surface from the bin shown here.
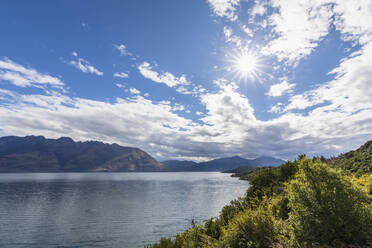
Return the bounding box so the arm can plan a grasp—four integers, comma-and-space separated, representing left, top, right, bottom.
0, 172, 248, 248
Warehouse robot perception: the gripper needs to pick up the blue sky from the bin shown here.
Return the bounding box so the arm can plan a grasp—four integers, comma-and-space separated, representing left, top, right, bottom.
1, 0, 372, 161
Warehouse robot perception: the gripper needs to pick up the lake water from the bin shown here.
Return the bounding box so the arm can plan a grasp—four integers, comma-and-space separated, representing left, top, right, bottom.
0, 172, 248, 248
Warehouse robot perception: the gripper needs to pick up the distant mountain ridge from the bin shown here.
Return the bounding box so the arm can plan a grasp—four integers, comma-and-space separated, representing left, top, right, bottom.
162, 155, 285, 172
162, 160, 198, 171
0, 135, 286, 173
0, 136, 165, 172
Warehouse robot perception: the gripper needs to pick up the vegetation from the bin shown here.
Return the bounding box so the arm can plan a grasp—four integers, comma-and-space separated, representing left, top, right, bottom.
147, 143, 372, 248
328, 140, 372, 174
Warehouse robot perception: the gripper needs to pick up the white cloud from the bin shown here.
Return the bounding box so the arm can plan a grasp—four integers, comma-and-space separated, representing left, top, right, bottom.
260, 0, 372, 65
0, 58, 64, 89
224, 26, 232, 38
266, 81, 295, 97
241, 25, 253, 37
113, 72, 129, 79
268, 103, 284, 113
114, 44, 127, 56
263, 0, 333, 64
129, 88, 140, 95
175, 84, 206, 96
197, 80, 257, 143
251, 0, 266, 17
207, 0, 240, 21
138, 62, 191, 88
69, 56, 103, 76
72, 51, 78, 57
172, 104, 185, 112
224, 26, 242, 47
333, 0, 372, 45
116, 83, 125, 89
137, 62, 207, 97
285, 41, 372, 113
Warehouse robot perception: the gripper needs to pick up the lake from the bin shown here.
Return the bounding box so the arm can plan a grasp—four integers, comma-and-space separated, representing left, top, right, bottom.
0, 172, 248, 248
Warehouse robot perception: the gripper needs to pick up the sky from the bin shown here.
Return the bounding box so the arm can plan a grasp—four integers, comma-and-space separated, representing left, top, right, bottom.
1, 0, 372, 161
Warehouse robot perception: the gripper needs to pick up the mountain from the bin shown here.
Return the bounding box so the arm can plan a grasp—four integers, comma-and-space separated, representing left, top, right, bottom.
163, 156, 285, 172
250, 156, 286, 167
0, 136, 166, 172
196, 156, 285, 171
162, 160, 198, 171
196, 156, 254, 171
223, 165, 259, 174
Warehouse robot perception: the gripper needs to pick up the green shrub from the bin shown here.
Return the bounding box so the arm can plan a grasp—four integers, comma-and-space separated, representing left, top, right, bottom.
220, 206, 276, 248
287, 158, 372, 246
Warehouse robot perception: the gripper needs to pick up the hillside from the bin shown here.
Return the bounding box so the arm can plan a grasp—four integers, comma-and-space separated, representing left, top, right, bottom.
163, 156, 285, 172
328, 140, 372, 174
223, 166, 274, 180
162, 160, 198, 171
0, 136, 166, 172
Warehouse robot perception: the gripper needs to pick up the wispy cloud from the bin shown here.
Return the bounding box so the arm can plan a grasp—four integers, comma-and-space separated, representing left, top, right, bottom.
129, 87, 140, 95
115, 83, 125, 89
114, 44, 128, 56
250, 0, 266, 17
113, 72, 129, 79
223, 26, 242, 47
262, 0, 332, 65
266, 81, 295, 97
138, 62, 190, 88
206, 0, 240, 21
68, 54, 103, 76
138, 62, 206, 97
333, 0, 372, 45
0, 58, 64, 89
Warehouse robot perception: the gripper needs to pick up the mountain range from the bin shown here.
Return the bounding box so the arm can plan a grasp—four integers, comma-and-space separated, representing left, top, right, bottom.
0, 135, 285, 172
0, 136, 165, 172
162, 156, 285, 172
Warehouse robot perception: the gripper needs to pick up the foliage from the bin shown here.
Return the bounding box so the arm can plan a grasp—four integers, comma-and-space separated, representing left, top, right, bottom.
286, 158, 372, 246
220, 206, 276, 248
329, 140, 372, 174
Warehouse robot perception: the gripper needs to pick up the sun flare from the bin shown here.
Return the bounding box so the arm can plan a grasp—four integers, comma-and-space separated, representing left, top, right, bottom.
236, 53, 257, 75
227, 50, 262, 81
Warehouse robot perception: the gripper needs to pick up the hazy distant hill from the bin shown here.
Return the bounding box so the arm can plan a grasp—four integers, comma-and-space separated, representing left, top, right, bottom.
163, 155, 285, 172
162, 160, 198, 171
223, 165, 259, 174
0, 136, 166, 172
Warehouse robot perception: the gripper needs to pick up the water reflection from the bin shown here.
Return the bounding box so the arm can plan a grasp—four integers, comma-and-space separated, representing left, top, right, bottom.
0, 172, 248, 248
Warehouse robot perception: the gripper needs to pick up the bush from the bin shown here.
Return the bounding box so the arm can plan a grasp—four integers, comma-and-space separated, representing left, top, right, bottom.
286, 158, 372, 246
220, 206, 276, 248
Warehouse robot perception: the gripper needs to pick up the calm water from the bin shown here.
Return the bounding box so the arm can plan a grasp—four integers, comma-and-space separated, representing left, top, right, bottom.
0, 172, 248, 248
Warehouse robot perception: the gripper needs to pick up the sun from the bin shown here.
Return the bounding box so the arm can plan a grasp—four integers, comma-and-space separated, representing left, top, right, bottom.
226, 50, 262, 81
235, 53, 257, 75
